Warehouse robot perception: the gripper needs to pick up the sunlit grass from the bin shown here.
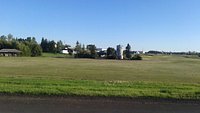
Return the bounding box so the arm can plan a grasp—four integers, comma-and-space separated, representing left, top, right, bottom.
0, 55, 200, 99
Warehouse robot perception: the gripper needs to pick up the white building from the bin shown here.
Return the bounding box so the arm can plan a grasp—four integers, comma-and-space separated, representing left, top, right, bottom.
62, 49, 69, 54
62, 47, 74, 54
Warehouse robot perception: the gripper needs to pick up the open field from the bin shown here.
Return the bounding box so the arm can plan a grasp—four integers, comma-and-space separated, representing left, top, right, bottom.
0, 55, 200, 99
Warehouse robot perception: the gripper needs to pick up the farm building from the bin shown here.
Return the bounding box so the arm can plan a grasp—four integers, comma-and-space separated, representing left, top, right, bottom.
132, 51, 144, 54
116, 45, 123, 59
62, 47, 74, 54
0, 49, 21, 56
62, 49, 69, 54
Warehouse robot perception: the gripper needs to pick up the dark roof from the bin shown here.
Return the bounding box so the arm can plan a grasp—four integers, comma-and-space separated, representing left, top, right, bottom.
0, 49, 21, 53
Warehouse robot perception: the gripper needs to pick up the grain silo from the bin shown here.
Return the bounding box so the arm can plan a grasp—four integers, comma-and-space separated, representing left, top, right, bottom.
116, 45, 123, 59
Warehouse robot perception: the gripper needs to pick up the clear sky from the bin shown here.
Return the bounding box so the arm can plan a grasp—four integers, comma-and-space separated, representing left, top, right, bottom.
0, 0, 200, 52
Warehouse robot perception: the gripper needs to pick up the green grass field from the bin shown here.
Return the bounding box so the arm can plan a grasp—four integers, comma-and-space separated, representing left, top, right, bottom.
0, 54, 200, 99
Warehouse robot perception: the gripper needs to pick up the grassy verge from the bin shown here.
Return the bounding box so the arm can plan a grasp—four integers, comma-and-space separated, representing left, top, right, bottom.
0, 78, 199, 99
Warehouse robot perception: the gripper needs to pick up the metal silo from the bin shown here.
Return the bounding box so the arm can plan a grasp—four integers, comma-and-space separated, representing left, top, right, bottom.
116, 45, 123, 59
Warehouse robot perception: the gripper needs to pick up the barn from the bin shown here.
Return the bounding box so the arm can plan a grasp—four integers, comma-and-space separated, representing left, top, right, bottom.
0, 49, 21, 56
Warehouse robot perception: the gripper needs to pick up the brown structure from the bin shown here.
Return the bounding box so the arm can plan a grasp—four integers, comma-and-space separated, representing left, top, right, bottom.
0, 49, 21, 56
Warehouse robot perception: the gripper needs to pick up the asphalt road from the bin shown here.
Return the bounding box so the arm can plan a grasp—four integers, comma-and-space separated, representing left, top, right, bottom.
0, 96, 199, 113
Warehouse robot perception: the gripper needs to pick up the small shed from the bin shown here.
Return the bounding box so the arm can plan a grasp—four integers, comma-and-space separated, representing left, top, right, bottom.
0, 49, 21, 56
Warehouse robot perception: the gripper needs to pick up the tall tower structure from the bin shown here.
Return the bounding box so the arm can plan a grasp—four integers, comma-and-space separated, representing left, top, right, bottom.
116, 45, 123, 60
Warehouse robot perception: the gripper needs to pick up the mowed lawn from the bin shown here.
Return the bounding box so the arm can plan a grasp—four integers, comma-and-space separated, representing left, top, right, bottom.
0, 55, 200, 99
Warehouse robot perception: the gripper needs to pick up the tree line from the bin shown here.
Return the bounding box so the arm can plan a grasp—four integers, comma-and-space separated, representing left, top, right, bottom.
0, 34, 142, 60
74, 41, 142, 60
40, 38, 65, 53
0, 34, 67, 57
0, 34, 42, 56
74, 41, 97, 58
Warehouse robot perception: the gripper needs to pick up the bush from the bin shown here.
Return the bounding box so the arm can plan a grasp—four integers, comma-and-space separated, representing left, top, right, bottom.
30, 44, 42, 57
106, 47, 116, 59
131, 54, 142, 60
74, 51, 96, 59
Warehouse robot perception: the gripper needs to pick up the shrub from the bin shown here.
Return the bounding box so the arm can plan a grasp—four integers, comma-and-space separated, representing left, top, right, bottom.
131, 54, 142, 60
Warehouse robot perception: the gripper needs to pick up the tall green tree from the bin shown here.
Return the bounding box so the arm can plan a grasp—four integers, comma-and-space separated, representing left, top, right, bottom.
56, 40, 64, 53
7, 34, 13, 41
30, 43, 42, 57
74, 41, 82, 54
87, 44, 97, 58
17, 43, 31, 56
40, 38, 57, 53
125, 43, 132, 59
107, 47, 116, 59
82, 44, 86, 51
49, 40, 56, 53
0, 35, 7, 41
40, 38, 49, 52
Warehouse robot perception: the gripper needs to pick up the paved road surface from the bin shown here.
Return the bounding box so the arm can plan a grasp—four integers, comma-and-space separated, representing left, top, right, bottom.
0, 96, 199, 113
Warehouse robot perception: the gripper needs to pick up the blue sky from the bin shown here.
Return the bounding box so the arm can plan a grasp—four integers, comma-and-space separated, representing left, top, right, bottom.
0, 0, 200, 52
